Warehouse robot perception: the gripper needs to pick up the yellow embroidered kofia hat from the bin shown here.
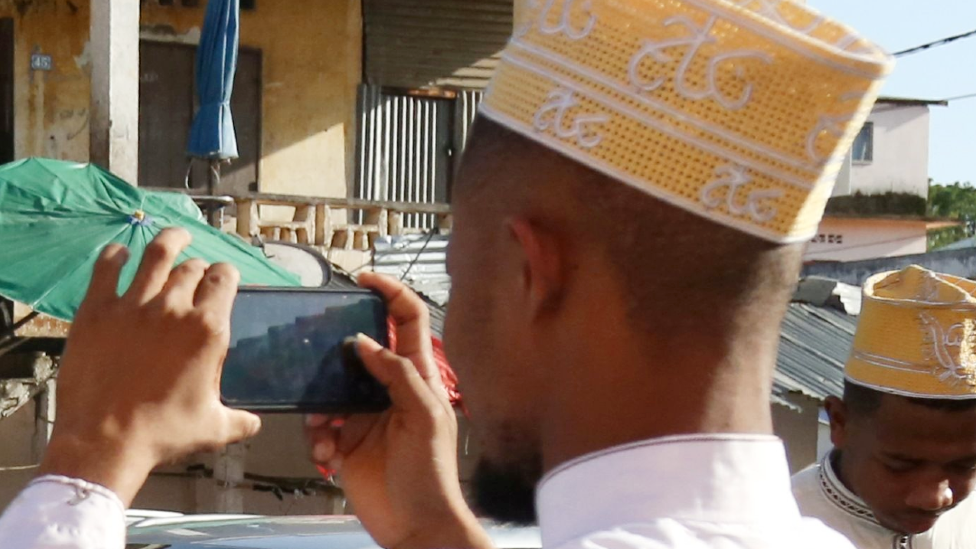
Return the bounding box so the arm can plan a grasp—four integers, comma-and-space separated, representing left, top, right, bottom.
482, 0, 893, 242
846, 266, 976, 399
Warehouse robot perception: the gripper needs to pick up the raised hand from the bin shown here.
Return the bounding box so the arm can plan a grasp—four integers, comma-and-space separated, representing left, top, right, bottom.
39, 228, 262, 506
305, 273, 492, 549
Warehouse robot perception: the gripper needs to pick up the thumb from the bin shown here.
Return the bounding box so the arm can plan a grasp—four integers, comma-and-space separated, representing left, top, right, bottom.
357, 334, 439, 416
221, 409, 263, 444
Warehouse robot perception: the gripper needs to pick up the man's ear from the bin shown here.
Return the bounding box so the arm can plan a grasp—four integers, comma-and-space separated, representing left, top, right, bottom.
824, 395, 850, 450
506, 217, 566, 318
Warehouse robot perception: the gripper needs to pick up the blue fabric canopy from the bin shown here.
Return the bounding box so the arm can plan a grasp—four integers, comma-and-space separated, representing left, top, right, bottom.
187, 0, 240, 160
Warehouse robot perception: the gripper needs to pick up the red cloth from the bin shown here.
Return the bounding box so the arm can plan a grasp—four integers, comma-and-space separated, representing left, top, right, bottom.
387, 318, 461, 407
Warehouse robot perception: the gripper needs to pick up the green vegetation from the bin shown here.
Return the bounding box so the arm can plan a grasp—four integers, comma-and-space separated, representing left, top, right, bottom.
927, 182, 976, 251
824, 191, 927, 217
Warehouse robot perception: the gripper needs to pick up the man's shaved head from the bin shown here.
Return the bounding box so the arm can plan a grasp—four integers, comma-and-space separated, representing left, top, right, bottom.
454, 118, 804, 338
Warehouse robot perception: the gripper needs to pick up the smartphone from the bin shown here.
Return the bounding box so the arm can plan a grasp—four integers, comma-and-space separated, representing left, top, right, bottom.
221, 287, 391, 413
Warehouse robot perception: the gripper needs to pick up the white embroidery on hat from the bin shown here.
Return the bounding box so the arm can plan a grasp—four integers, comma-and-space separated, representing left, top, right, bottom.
835, 34, 861, 51
533, 88, 609, 148
627, 15, 773, 110
538, 0, 597, 41
805, 114, 852, 164
508, 41, 822, 177
514, 0, 542, 39
701, 164, 782, 222
733, 0, 824, 35
920, 313, 976, 388
916, 272, 942, 301
805, 92, 866, 164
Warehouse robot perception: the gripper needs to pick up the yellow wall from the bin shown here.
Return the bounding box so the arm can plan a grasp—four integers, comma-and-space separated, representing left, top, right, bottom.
2, 0, 362, 198
6, 1, 92, 162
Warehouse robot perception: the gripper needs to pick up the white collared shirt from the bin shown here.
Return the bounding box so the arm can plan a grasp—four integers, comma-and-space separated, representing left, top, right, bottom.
0, 475, 126, 549
792, 452, 976, 549
537, 434, 855, 549
1, 436, 851, 549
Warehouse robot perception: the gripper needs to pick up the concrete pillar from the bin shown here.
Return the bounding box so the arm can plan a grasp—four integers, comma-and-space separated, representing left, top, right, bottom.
214, 442, 248, 513
31, 380, 55, 462
89, 0, 140, 184
30, 355, 55, 463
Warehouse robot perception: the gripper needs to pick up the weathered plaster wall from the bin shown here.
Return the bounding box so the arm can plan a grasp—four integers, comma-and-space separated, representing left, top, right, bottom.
4, 0, 92, 162
139, 0, 362, 198
2, 0, 362, 198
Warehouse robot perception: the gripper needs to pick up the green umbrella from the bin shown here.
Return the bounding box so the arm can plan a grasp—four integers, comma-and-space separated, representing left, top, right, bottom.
0, 157, 300, 321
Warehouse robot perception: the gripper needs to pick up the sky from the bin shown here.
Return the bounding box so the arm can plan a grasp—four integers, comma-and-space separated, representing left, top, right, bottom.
810, 0, 976, 185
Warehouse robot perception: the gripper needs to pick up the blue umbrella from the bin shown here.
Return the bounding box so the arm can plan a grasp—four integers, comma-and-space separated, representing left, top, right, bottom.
187, 0, 240, 162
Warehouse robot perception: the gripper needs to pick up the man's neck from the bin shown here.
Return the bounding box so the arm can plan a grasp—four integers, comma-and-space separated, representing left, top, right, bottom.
830, 450, 863, 502
539, 328, 778, 473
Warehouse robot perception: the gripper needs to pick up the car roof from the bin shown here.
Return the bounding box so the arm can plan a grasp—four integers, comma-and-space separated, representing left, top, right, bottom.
126, 515, 541, 549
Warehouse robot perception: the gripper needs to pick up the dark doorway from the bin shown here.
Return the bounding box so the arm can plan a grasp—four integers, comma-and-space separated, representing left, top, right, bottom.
138, 41, 261, 193
0, 18, 14, 164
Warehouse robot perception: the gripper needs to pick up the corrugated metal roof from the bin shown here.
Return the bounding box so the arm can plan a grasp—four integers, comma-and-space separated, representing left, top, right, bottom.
373, 235, 451, 306
774, 303, 856, 403
876, 96, 949, 107
326, 264, 446, 339
363, 0, 513, 90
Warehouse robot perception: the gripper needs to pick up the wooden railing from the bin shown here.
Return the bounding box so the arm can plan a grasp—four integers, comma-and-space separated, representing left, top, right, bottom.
145, 187, 453, 251
233, 193, 453, 250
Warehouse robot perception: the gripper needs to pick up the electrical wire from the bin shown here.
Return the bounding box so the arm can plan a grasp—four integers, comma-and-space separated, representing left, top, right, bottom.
941, 91, 976, 103
893, 27, 976, 58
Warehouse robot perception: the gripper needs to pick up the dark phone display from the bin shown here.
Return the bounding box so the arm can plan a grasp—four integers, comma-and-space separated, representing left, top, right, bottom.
221, 290, 390, 412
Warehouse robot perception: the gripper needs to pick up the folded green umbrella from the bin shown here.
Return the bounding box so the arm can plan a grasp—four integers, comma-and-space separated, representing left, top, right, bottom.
0, 157, 300, 321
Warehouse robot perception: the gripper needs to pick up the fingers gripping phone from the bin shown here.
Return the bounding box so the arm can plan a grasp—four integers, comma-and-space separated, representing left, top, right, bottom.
221, 288, 391, 413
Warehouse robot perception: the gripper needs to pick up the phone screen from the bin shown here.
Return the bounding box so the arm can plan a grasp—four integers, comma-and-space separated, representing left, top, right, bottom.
221, 288, 391, 413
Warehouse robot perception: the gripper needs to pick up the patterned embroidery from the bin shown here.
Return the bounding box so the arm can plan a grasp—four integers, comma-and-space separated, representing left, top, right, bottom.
805, 92, 865, 165
919, 313, 976, 388
818, 454, 879, 524
514, 0, 541, 39
533, 88, 609, 148
700, 164, 781, 222
538, 0, 597, 41
916, 272, 942, 301
627, 15, 773, 110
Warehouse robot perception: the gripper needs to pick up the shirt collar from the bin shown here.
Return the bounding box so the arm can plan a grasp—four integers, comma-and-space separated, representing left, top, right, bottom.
535, 434, 801, 548
819, 451, 883, 527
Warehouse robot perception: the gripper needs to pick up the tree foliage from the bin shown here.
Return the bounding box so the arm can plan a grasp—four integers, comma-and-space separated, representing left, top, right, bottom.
927, 182, 976, 250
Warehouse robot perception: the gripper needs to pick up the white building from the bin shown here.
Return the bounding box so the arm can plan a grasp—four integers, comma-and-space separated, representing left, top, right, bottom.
805, 97, 948, 263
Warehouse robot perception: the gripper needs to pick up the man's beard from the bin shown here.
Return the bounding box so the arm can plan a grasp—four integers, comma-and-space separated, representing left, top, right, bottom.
471, 457, 542, 524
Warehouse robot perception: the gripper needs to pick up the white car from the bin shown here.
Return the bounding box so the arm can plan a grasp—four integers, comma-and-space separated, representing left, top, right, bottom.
126, 513, 541, 549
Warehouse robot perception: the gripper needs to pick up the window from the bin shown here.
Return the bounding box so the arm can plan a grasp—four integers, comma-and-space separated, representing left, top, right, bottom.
852, 121, 874, 163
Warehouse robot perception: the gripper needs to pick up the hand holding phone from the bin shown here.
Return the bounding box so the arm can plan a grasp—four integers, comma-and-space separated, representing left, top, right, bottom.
221, 288, 391, 413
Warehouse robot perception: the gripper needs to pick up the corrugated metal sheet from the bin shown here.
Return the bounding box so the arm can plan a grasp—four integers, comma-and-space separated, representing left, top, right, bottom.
355, 87, 483, 226
364, 0, 513, 90
454, 90, 483, 153
774, 303, 857, 402
373, 234, 451, 306
356, 85, 452, 229
325, 264, 446, 338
